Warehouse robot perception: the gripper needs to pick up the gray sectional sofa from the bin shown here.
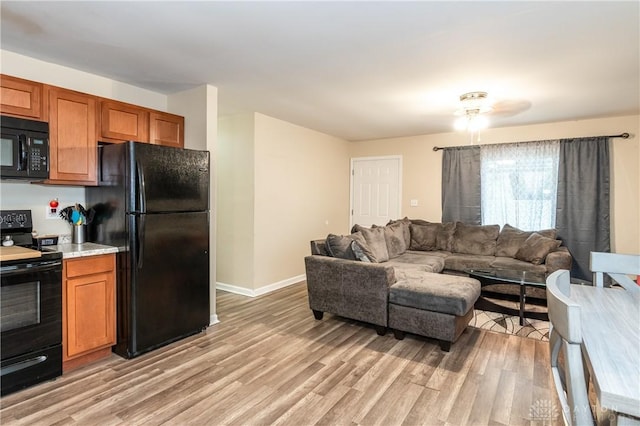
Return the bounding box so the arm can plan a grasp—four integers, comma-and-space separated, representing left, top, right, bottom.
304, 218, 572, 350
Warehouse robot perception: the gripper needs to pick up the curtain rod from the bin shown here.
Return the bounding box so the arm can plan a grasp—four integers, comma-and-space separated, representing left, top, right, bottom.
432, 132, 631, 152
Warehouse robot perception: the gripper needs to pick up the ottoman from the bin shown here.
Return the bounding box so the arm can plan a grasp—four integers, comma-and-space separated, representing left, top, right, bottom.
389, 271, 481, 351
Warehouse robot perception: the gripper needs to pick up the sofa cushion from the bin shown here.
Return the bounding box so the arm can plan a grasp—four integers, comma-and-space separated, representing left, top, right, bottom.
496, 224, 557, 258
490, 256, 548, 274
436, 222, 457, 251
409, 223, 439, 251
386, 252, 445, 273
389, 271, 480, 316
380, 221, 409, 258
452, 222, 500, 256
352, 225, 390, 263
515, 233, 561, 265
387, 217, 411, 247
444, 253, 496, 271
325, 232, 367, 260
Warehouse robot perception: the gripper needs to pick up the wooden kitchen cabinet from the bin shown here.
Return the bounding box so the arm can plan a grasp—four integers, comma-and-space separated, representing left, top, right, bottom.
0, 74, 45, 120
62, 254, 116, 371
47, 86, 98, 185
150, 111, 184, 148
100, 99, 149, 143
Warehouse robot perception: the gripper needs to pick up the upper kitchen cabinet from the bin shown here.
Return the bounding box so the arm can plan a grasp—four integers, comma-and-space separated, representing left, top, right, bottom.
100, 100, 149, 143
0, 74, 45, 120
47, 86, 98, 185
150, 111, 184, 148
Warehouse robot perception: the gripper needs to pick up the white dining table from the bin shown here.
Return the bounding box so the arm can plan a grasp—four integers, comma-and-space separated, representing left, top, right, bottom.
570, 285, 640, 419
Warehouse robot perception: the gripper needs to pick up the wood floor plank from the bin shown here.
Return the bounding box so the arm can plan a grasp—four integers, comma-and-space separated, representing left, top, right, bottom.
0, 282, 562, 426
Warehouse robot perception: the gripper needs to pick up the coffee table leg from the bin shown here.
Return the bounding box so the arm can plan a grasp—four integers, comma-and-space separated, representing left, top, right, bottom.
519, 283, 526, 326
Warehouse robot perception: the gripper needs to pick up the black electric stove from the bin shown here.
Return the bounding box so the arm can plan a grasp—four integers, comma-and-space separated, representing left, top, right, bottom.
0, 209, 63, 396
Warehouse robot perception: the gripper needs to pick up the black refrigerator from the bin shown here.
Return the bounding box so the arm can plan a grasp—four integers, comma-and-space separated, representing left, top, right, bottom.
86, 141, 210, 359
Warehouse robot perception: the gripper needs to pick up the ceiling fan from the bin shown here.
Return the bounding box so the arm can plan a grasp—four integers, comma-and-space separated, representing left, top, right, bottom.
453, 91, 531, 132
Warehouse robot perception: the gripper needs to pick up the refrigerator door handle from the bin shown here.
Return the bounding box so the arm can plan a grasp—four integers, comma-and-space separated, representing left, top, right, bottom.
136, 160, 147, 214
137, 214, 145, 269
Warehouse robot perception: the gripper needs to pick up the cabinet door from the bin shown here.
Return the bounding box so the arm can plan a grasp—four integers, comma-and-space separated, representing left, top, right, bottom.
150, 111, 184, 148
0, 74, 44, 120
48, 87, 98, 184
100, 100, 149, 143
63, 255, 116, 360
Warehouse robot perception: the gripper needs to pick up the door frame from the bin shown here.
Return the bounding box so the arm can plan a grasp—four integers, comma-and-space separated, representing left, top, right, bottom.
349, 155, 403, 229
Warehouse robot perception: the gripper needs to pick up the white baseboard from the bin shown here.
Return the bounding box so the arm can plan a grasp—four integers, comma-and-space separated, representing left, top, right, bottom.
209, 314, 220, 325
216, 274, 306, 297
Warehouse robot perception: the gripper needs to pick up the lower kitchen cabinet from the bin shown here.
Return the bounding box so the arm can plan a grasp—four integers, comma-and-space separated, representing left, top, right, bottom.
62, 253, 116, 371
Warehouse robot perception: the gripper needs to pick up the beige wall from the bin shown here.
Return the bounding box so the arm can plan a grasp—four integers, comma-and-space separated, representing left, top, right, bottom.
349, 114, 640, 255
217, 113, 256, 290
217, 113, 350, 293
254, 113, 350, 289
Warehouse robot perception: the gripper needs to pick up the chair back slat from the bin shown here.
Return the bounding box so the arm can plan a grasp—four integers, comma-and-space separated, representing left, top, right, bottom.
590, 252, 640, 293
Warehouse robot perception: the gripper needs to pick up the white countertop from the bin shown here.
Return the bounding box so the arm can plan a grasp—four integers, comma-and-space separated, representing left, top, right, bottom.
53, 242, 119, 259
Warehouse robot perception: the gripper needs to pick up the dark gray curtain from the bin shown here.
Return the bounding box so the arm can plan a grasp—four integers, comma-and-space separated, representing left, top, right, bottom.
441, 146, 481, 224
555, 137, 610, 281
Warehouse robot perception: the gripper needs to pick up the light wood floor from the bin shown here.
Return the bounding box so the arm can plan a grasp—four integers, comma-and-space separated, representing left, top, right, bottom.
0, 282, 562, 425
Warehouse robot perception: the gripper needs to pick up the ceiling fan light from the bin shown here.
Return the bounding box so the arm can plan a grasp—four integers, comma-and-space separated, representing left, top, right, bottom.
454, 116, 469, 131
468, 115, 489, 132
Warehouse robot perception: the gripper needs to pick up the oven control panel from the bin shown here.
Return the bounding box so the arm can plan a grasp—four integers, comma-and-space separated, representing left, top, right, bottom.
0, 210, 33, 231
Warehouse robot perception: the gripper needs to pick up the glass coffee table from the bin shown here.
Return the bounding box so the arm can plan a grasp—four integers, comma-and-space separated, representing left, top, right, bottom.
467, 268, 548, 326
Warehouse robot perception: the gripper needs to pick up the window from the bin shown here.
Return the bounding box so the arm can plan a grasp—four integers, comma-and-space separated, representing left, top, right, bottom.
480, 141, 559, 230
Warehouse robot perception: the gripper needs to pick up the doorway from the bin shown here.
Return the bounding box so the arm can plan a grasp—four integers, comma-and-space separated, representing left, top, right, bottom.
350, 156, 402, 228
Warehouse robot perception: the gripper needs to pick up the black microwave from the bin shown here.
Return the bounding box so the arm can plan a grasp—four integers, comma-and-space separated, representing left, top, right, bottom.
0, 115, 50, 180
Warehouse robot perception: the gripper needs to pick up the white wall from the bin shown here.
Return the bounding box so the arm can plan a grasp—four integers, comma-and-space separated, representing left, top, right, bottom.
0, 182, 87, 239
349, 115, 640, 255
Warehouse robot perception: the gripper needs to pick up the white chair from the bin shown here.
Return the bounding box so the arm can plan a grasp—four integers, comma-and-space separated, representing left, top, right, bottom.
590, 252, 640, 295
546, 269, 594, 426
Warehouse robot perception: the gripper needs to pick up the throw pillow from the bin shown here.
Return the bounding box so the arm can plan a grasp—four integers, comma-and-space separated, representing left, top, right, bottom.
496, 224, 558, 258
352, 225, 390, 263
351, 240, 372, 262
452, 222, 500, 256
387, 217, 411, 247
325, 231, 367, 260
436, 221, 457, 251
380, 221, 408, 258
409, 223, 439, 251
515, 232, 562, 265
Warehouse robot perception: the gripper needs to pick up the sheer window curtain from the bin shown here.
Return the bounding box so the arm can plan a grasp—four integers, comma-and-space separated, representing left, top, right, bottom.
481, 141, 560, 230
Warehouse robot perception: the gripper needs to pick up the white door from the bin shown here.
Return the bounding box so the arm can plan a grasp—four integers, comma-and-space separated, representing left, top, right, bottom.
350, 156, 402, 228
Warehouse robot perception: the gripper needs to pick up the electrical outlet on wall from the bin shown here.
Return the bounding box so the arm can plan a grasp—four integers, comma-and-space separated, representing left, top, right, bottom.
46, 198, 60, 220
45, 206, 59, 219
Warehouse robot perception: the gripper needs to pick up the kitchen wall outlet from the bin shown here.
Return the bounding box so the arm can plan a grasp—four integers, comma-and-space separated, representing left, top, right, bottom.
410, 199, 419, 207
46, 206, 59, 220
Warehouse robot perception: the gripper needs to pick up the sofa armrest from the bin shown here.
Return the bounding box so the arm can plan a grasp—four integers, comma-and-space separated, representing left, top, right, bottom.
304, 255, 395, 327
545, 246, 572, 274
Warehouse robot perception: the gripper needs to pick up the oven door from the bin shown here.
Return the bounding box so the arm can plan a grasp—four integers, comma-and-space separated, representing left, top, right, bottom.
0, 258, 62, 359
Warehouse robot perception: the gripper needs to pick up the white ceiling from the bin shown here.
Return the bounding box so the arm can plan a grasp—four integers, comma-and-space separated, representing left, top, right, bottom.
1, 1, 638, 141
